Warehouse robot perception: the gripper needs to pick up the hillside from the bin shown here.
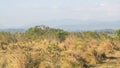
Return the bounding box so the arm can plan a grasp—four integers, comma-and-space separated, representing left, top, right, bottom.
0, 25, 120, 68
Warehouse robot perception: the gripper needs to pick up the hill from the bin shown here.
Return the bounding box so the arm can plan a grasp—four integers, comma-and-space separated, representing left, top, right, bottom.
0, 25, 120, 68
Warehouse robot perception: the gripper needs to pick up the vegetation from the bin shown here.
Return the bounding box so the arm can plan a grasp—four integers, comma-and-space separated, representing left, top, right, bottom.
116, 29, 120, 39
0, 25, 120, 68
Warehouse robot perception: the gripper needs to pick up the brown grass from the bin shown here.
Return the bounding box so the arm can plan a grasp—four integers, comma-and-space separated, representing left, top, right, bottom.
0, 36, 120, 68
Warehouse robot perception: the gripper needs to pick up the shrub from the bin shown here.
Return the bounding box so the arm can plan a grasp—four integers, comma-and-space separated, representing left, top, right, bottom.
56, 31, 68, 42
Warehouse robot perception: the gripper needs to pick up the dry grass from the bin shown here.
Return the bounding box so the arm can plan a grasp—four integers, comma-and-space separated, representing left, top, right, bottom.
0, 36, 120, 68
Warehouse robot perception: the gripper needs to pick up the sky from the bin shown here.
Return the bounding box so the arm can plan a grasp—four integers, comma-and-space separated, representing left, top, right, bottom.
0, 0, 120, 28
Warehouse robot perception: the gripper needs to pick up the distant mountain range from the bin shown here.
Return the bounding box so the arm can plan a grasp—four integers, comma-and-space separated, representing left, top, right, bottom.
52, 20, 120, 32
22, 19, 120, 31
56, 23, 120, 32
0, 19, 120, 32
0, 29, 26, 33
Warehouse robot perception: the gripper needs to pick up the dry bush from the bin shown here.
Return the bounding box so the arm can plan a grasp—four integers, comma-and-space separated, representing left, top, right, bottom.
0, 53, 27, 68
97, 40, 114, 55
39, 61, 54, 68
0, 29, 120, 68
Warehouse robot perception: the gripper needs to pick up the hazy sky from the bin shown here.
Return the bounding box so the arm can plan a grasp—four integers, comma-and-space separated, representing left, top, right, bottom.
0, 0, 120, 28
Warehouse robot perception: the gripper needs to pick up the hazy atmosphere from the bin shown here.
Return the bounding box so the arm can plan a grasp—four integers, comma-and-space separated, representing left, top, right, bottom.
0, 0, 120, 30
1, 0, 120, 68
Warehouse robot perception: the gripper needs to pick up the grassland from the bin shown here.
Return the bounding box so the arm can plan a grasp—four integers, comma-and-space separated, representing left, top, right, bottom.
0, 25, 120, 68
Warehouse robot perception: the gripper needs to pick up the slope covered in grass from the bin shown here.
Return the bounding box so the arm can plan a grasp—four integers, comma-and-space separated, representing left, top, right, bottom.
0, 25, 120, 68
